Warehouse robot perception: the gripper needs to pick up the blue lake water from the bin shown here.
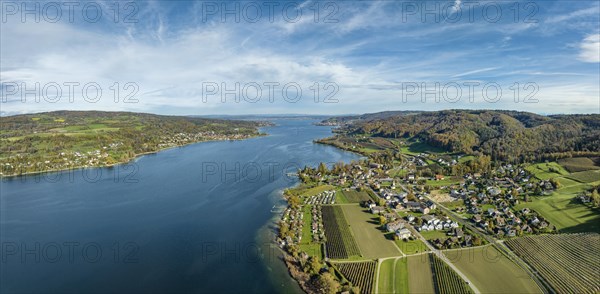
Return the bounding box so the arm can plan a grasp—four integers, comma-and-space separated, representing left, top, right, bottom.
0, 119, 361, 293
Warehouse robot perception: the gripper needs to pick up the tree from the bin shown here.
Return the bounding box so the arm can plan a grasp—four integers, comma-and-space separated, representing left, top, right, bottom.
318, 162, 328, 175
511, 188, 519, 198
306, 256, 322, 275
591, 189, 600, 207
472, 236, 482, 246
379, 215, 387, 226
316, 272, 340, 294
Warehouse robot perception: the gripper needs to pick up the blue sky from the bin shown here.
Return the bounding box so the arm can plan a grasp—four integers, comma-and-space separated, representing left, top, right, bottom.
1, 0, 599, 116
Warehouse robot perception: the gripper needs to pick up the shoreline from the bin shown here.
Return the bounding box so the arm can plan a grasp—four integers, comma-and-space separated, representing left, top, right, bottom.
0, 134, 266, 179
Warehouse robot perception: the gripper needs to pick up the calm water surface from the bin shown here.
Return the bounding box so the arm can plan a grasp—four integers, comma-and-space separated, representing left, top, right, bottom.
0, 119, 360, 293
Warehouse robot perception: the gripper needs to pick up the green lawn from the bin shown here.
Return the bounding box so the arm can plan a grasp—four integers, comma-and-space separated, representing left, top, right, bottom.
341, 204, 403, 259
298, 205, 323, 258
377, 258, 409, 294
300, 206, 313, 244
394, 258, 409, 293
377, 259, 395, 293
394, 238, 430, 255
420, 230, 449, 241
458, 155, 475, 163
426, 177, 461, 187
443, 246, 541, 294
516, 181, 600, 233
299, 244, 322, 259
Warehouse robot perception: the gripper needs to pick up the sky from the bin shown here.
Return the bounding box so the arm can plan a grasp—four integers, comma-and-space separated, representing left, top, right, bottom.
1, 0, 599, 116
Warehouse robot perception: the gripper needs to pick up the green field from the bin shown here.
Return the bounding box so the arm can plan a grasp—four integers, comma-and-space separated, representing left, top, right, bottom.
406, 254, 436, 294
525, 162, 570, 180
322, 206, 361, 259
443, 246, 541, 293
341, 190, 372, 203
340, 204, 403, 259
558, 157, 600, 172
377, 257, 409, 294
564, 170, 600, 183
516, 179, 600, 233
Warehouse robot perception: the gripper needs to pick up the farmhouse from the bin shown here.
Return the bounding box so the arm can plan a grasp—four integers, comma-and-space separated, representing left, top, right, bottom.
371, 206, 385, 214
386, 220, 404, 232
396, 228, 412, 239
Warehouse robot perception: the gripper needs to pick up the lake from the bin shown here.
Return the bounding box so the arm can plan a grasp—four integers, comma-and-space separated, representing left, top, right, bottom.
0, 119, 361, 293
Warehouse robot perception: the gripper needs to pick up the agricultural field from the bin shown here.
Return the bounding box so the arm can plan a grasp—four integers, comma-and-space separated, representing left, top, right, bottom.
340, 189, 372, 203
322, 206, 361, 259
443, 246, 542, 293
335, 261, 376, 294
564, 170, 600, 183
430, 254, 473, 294
340, 204, 403, 258
406, 254, 436, 294
558, 157, 600, 172
505, 233, 600, 294
377, 257, 408, 294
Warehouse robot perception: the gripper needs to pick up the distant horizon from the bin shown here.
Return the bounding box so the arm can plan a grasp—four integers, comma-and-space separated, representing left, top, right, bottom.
2, 107, 598, 118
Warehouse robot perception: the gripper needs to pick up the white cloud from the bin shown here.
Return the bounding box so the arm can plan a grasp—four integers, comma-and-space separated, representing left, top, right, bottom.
452, 67, 500, 78
578, 34, 600, 63
546, 5, 600, 24
451, 0, 462, 13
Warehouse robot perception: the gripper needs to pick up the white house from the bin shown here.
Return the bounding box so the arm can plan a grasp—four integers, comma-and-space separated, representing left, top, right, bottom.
396, 228, 412, 240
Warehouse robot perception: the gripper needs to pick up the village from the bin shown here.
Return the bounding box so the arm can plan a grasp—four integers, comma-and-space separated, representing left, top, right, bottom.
289, 150, 559, 247
0, 131, 257, 176
275, 144, 582, 294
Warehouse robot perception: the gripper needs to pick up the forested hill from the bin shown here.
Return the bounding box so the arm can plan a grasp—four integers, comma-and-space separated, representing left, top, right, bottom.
327, 110, 600, 163
0, 111, 267, 176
